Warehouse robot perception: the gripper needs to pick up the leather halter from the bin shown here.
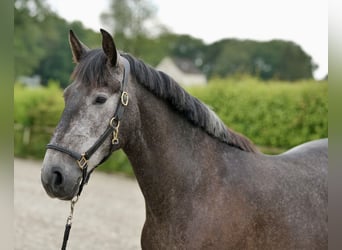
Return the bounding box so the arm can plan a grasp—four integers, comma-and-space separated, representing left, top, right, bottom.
46, 56, 130, 194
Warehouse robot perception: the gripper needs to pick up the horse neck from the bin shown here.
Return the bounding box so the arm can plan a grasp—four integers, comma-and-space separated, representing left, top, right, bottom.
122, 81, 229, 217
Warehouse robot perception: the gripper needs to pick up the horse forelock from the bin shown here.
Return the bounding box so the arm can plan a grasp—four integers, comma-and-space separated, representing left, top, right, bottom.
71, 49, 113, 89
122, 53, 257, 153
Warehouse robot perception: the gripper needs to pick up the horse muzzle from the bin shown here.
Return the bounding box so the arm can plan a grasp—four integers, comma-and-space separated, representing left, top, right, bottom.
41, 165, 81, 200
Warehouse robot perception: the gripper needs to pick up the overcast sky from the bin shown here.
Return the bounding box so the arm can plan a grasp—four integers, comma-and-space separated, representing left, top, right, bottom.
47, 0, 327, 79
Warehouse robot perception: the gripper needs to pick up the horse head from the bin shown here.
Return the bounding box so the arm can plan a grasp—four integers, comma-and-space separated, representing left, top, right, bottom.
41, 30, 137, 200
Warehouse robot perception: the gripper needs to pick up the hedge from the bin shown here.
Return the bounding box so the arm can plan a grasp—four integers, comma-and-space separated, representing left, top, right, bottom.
14, 77, 327, 174
188, 77, 328, 149
14, 82, 64, 158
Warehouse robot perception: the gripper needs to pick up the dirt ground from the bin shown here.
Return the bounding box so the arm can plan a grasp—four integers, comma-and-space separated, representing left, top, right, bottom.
14, 158, 145, 250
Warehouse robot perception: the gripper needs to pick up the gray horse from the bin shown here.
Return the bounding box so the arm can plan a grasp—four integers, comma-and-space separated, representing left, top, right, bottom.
41, 29, 328, 250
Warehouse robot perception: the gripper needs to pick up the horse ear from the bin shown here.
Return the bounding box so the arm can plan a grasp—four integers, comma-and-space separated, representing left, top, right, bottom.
69, 30, 89, 63
100, 29, 118, 67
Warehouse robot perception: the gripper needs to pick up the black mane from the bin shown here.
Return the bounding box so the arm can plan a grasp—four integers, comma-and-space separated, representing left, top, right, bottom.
71, 49, 257, 153
121, 53, 257, 153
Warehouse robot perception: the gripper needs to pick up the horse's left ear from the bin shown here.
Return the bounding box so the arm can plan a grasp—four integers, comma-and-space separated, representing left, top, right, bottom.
100, 29, 118, 67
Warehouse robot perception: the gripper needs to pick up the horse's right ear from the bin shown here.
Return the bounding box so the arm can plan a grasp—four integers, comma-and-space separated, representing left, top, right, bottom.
69, 30, 89, 63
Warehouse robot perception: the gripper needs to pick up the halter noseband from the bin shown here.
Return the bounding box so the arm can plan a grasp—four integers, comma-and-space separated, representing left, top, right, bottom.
46, 56, 130, 193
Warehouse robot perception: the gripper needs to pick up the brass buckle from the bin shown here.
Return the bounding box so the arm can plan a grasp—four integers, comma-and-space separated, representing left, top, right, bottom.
109, 118, 120, 145
77, 154, 88, 170
121, 92, 129, 106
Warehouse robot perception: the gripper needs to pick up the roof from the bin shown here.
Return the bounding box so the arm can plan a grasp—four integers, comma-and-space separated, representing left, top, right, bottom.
171, 57, 203, 74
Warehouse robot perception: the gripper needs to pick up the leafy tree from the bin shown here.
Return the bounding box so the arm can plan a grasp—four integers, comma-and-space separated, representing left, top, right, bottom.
167, 34, 206, 67
14, 0, 51, 77
276, 41, 316, 80
201, 39, 315, 81
15, 0, 100, 87
14, 0, 50, 19
100, 0, 167, 57
251, 40, 316, 80
34, 19, 100, 87
101, 0, 157, 37
14, 0, 317, 85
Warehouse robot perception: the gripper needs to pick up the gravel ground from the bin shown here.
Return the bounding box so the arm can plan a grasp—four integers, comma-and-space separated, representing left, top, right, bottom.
14, 158, 145, 250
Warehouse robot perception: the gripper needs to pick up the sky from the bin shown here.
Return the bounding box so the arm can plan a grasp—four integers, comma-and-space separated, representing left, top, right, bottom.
47, 0, 327, 80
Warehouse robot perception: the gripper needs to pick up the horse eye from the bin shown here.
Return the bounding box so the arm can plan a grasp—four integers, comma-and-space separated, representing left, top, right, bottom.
94, 96, 107, 105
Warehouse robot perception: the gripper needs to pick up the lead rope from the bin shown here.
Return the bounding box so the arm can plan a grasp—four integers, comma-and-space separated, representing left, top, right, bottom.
61, 163, 88, 250
61, 196, 77, 250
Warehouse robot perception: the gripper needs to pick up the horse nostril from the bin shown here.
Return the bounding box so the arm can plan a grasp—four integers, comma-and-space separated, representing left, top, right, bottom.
52, 170, 63, 186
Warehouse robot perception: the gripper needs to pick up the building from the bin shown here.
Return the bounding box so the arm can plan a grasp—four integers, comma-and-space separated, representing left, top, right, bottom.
17, 75, 42, 88
156, 57, 207, 86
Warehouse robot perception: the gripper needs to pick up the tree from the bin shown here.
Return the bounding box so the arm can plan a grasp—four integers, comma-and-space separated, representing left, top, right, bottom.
201, 39, 315, 81
33, 20, 100, 87
14, 0, 317, 85
14, 0, 50, 20
101, 0, 155, 37
100, 0, 166, 56
14, 0, 51, 77
14, 0, 100, 87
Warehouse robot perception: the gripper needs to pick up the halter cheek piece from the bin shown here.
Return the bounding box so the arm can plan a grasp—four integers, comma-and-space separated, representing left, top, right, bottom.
46, 56, 130, 194
46, 56, 130, 250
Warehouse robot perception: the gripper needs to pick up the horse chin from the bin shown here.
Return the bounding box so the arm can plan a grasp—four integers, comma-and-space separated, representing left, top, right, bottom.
49, 192, 76, 201
58, 194, 77, 201
44, 185, 79, 201
42, 182, 78, 201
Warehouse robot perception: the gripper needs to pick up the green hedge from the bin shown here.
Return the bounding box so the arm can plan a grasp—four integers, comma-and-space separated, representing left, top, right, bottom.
188, 77, 328, 149
14, 78, 327, 174
14, 82, 64, 158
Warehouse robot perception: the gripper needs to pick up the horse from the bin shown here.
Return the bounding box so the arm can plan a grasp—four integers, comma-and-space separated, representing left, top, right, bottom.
41, 29, 328, 250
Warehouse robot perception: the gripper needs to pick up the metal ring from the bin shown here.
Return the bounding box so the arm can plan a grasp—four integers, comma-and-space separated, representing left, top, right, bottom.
112, 138, 119, 145
109, 117, 120, 128
121, 92, 129, 106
